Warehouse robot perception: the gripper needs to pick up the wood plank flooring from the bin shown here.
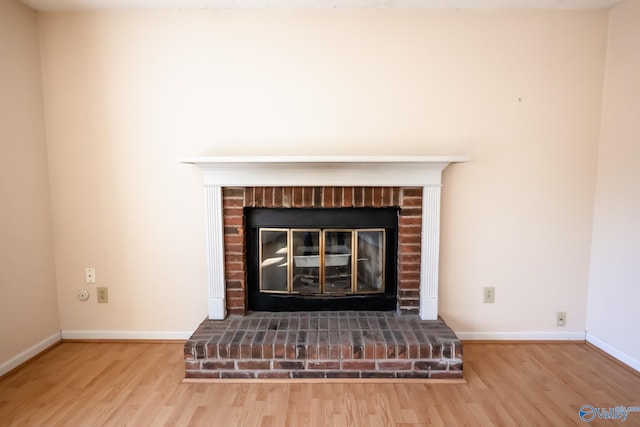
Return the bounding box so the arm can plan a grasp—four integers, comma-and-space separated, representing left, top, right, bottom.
0, 342, 638, 426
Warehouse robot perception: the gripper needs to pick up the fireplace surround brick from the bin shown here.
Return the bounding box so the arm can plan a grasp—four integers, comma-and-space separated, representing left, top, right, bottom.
221, 186, 423, 315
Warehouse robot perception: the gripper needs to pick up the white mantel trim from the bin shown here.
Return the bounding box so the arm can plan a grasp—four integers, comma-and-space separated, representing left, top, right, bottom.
180, 155, 469, 320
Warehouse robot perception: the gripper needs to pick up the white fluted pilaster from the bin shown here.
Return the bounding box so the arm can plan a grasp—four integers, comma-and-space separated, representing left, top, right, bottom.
420, 186, 442, 320
204, 185, 226, 319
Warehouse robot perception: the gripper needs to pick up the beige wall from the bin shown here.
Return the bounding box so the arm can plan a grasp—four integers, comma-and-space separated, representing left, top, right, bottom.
38, 9, 607, 336
587, 0, 640, 368
0, 0, 59, 370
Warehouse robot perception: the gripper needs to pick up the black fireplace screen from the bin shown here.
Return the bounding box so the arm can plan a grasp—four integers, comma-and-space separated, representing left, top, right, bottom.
247, 208, 398, 311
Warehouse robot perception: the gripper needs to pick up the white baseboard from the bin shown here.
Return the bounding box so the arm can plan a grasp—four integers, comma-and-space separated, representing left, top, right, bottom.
0, 332, 61, 377
586, 333, 640, 373
456, 331, 587, 341
60, 330, 193, 340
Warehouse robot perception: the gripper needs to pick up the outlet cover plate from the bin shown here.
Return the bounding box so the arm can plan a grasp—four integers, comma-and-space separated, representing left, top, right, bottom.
483, 286, 495, 303
97, 287, 108, 303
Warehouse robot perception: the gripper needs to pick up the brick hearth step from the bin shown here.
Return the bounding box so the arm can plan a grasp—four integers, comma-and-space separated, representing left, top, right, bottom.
184, 312, 463, 380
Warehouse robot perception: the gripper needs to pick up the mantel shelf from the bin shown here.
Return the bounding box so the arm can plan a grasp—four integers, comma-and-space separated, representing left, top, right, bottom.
178, 155, 471, 164
178, 155, 470, 187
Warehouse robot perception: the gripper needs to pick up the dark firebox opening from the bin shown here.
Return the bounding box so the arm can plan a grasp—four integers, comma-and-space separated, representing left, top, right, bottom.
246, 207, 399, 312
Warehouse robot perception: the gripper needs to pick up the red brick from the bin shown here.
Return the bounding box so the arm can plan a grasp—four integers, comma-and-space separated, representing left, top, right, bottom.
313, 187, 323, 207
378, 361, 412, 370
223, 198, 244, 208
185, 360, 200, 370
326, 371, 359, 379
224, 235, 243, 245
282, 187, 293, 207
354, 187, 363, 206
399, 253, 421, 263
226, 271, 245, 281
227, 307, 246, 315
341, 360, 375, 370
341, 345, 353, 359
224, 187, 244, 197
401, 197, 422, 207
237, 360, 270, 370
224, 216, 244, 227
382, 187, 393, 205
263, 187, 272, 207
400, 208, 422, 216
202, 360, 234, 370
244, 187, 254, 206
392, 188, 400, 206
373, 187, 382, 207
220, 371, 255, 379
398, 234, 422, 245
333, 187, 342, 207
226, 288, 244, 299
402, 188, 422, 198
273, 187, 283, 206
323, 187, 332, 207
185, 370, 220, 379
400, 216, 422, 226
223, 207, 244, 217
398, 272, 421, 282
257, 371, 291, 379
293, 187, 303, 207
273, 361, 304, 370
343, 187, 353, 207
303, 187, 313, 207
308, 361, 340, 370
364, 187, 373, 206
399, 280, 420, 291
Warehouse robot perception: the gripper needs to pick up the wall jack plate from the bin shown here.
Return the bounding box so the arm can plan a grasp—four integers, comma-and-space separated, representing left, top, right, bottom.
483, 286, 495, 303
97, 287, 108, 303
85, 268, 96, 284
556, 311, 567, 327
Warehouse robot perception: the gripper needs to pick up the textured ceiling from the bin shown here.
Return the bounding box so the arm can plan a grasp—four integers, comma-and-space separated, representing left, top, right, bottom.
21, 0, 622, 12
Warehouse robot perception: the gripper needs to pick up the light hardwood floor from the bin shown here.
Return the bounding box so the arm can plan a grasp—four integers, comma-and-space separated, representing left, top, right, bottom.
0, 342, 638, 426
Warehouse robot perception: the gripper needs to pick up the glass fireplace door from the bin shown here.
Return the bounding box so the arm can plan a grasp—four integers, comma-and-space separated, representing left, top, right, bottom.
259, 228, 385, 295
323, 230, 353, 294
292, 230, 321, 294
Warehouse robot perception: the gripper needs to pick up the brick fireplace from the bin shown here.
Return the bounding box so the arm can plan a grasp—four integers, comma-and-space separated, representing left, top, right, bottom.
180, 156, 470, 380
180, 156, 469, 320
224, 186, 421, 315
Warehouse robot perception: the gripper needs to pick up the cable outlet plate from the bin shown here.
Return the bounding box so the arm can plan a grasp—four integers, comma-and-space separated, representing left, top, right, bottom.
77, 290, 89, 301
85, 268, 96, 284
483, 286, 495, 303
97, 287, 108, 303
557, 311, 567, 327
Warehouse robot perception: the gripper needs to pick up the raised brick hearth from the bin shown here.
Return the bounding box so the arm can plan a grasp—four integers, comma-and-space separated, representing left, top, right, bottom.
222, 186, 422, 315
185, 311, 463, 380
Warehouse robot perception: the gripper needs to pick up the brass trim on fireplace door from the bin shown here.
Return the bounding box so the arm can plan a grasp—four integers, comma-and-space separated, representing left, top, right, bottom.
258, 227, 386, 296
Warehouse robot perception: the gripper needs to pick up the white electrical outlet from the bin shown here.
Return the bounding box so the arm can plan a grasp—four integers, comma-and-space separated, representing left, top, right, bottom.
483, 286, 495, 303
557, 312, 567, 327
85, 268, 96, 284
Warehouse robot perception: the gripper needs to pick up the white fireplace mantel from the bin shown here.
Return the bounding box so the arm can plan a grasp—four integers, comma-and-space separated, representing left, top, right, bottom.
179, 155, 470, 320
